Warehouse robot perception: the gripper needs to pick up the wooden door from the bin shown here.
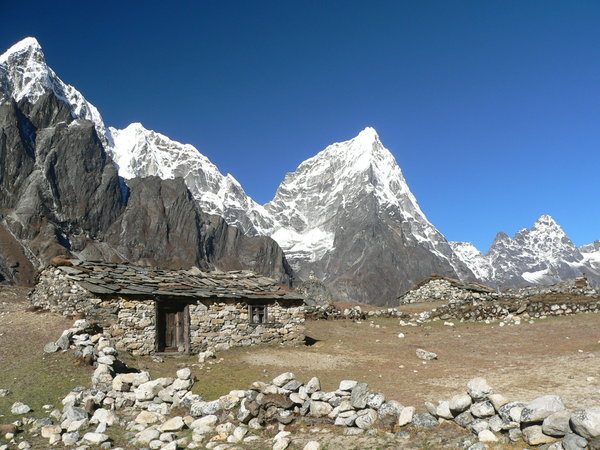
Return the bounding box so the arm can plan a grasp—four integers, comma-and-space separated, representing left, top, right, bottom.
157, 302, 189, 352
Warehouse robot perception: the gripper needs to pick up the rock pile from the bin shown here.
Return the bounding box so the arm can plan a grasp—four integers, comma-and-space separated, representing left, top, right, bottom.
3, 321, 600, 449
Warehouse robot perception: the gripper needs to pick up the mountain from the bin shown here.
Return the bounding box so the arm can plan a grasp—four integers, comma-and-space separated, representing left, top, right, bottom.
0, 37, 293, 285
451, 215, 600, 289
265, 127, 475, 304
108, 123, 274, 236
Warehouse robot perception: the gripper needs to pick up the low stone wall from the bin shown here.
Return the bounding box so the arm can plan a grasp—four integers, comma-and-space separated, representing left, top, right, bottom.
399, 278, 500, 305
430, 298, 600, 323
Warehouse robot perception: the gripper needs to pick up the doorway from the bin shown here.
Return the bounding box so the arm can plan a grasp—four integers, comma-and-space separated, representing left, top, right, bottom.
156, 301, 190, 353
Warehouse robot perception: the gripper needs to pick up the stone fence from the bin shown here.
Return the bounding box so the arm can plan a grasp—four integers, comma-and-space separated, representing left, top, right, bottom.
3, 320, 598, 449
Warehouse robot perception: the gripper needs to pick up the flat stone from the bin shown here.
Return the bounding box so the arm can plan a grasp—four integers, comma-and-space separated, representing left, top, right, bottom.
521, 395, 566, 423
339, 380, 358, 391
522, 424, 558, 445
135, 410, 160, 424
83, 432, 109, 444
136, 428, 160, 444
412, 412, 438, 429
160, 416, 185, 432
350, 383, 369, 409
416, 348, 437, 360
272, 372, 295, 387
44, 342, 60, 353
487, 393, 508, 411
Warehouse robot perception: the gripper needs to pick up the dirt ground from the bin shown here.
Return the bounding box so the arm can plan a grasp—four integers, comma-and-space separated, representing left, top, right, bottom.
1, 285, 599, 422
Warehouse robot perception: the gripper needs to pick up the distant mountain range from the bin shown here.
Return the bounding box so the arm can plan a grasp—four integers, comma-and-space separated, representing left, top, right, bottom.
1, 37, 598, 302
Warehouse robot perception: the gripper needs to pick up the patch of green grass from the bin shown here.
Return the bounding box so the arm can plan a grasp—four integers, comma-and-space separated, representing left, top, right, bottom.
0, 352, 93, 420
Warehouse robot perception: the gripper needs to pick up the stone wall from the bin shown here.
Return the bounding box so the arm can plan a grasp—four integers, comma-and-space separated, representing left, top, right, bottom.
29, 268, 305, 356
189, 300, 305, 352
429, 298, 600, 323
399, 278, 500, 305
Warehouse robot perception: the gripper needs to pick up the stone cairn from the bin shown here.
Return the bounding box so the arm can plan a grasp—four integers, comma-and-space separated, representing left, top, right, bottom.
3, 321, 600, 449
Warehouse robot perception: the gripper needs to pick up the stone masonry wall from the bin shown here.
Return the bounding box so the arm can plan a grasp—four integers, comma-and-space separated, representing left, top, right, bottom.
399, 279, 500, 304
29, 268, 305, 356
189, 300, 305, 352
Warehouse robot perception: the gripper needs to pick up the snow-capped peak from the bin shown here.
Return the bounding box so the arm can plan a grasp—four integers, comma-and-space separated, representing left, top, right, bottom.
0, 37, 42, 66
452, 214, 596, 288
108, 122, 275, 235
0, 37, 108, 141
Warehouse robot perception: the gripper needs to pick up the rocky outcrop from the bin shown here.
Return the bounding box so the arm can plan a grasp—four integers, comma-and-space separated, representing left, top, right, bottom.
0, 92, 294, 284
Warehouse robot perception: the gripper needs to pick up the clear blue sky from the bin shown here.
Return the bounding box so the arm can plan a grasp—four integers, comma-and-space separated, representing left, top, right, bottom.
2, 1, 599, 251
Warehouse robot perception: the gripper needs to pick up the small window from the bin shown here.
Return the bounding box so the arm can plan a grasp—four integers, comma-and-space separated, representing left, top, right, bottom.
249, 305, 267, 324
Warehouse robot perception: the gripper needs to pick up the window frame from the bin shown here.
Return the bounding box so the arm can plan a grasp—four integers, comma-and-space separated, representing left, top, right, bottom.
248, 304, 268, 324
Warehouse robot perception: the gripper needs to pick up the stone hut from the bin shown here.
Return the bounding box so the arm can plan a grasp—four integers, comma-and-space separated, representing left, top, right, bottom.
398, 274, 497, 305
30, 261, 305, 355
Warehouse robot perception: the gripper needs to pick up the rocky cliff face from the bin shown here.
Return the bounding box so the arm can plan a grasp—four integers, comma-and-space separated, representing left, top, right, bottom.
265, 128, 475, 304
0, 91, 293, 285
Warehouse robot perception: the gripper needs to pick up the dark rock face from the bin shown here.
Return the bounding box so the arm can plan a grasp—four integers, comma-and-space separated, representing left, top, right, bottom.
0, 93, 293, 285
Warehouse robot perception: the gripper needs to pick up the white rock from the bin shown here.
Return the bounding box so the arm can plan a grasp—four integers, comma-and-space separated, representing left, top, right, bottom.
570, 406, 600, 439
83, 432, 109, 444
467, 378, 493, 401
339, 380, 358, 391
176, 368, 192, 380
449, 394, 472, 414
272, 372, 295, 387
478, 430, 498, 442
160, 416, 185, 432
521, 395, 566, 423
398, 406, 415, 426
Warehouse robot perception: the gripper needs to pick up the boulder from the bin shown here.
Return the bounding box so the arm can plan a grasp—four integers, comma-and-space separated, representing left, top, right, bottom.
470, 401, 495, 418
570, 406, 600, 440
562, 432, 589, 450
477, 430, 498, 443
542, 410, 573, 437
467, 378, 493, 401
305, 377, 321, 394
416, 349, 437, 360
379, 400, 403, 417
436, 401, 453, 419
176, 368, 192, 380
310, 401, 333, 417
355, 408, 378, 429
449, 394, 472, 414
10, 402, 31, 414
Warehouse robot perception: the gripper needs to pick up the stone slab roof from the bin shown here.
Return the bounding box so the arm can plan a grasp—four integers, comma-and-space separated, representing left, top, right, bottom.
53, 260, 304, 301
